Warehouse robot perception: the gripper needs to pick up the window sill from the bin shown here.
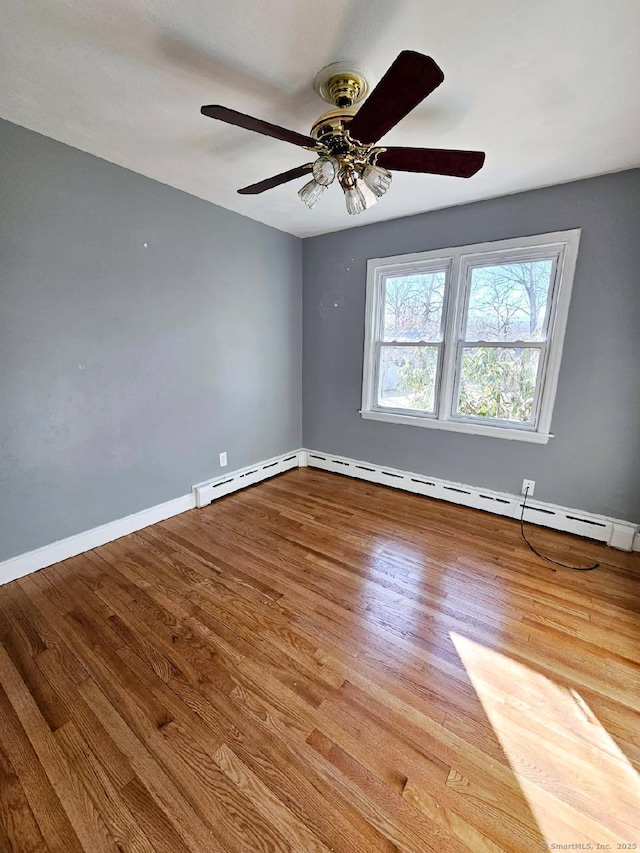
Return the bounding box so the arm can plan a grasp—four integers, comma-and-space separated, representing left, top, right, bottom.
360, 409, 553, 444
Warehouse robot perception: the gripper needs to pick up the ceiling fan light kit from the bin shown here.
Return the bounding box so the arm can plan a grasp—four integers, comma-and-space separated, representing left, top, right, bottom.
201, 51, 485, 217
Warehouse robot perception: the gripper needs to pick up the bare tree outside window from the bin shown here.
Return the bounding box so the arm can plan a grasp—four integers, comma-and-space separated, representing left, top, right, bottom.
464, 260, 553, 341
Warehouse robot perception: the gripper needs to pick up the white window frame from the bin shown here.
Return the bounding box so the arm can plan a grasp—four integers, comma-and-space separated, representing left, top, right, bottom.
361, 229, 581, 444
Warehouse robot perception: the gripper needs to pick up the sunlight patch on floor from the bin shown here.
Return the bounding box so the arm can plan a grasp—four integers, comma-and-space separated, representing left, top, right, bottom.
450, 631, 640, 847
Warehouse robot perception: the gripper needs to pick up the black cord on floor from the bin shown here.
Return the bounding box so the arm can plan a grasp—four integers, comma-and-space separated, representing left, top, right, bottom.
520, 488, 600, 571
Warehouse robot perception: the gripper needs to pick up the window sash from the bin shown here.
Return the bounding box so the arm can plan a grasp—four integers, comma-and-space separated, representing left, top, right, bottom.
374, 341, 443, 417
451, 341, 546, 429
450, 246, 563, 428
368, 261, 452, 418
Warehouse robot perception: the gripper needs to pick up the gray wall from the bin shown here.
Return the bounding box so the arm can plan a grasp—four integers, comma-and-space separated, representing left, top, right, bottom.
0, 119, 302, 561
2, 116, 638, 564
302, 170, 640, 522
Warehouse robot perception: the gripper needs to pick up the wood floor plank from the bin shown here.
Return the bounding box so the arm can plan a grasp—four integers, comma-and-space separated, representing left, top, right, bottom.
118, 776, 191, 853
0, 735, 47, 853
118, 626, 400, 853
0, 686, 83, 853
53, 720, 156, 853
78, 678, 225, 852
0, 647, 117, 853
0, 468, 638, 852
213, 743, 329, 853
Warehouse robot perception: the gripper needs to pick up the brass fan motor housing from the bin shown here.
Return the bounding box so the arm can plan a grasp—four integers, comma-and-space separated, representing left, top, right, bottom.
310, 107, 385, 169
310, 108, 357, 145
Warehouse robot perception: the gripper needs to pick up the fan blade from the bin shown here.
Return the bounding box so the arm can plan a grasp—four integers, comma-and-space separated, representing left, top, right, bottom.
238, 163, 314, 195
377, 147, 485, 178
201, 105, 320, 149
347, 51, 444, 144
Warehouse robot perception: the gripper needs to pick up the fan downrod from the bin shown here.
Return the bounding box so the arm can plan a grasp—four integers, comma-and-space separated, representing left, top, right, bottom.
313, 62, 370, 108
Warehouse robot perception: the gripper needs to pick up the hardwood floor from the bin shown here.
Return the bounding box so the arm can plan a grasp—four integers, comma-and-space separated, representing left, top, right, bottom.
0, 468, 638, 852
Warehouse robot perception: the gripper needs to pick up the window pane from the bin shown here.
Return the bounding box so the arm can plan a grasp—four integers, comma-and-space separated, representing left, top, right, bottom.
456, 347, 540, 423
378, 346, 439, 413
383, 272, 446, 342
464, 259, 554, 342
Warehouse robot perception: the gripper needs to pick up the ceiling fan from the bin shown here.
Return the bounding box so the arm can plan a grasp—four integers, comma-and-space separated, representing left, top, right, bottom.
201, 50, 485, 216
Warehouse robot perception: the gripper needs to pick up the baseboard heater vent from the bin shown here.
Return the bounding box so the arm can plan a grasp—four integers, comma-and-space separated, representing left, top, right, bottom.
210, 478, 235, 489
565, 514, 606, 527
193, 451, 302, 508
520, 505, 556, 516
304, 448, 638, 551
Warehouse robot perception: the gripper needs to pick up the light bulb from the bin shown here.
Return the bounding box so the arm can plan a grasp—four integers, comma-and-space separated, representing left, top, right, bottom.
298, 178, 326, 210
312, 156, 339, 186
362, 164, 392, 197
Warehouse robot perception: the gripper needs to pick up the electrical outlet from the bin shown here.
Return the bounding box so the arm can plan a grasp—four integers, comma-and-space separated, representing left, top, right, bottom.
219, 452, 228, 468
521, 479, 535, 496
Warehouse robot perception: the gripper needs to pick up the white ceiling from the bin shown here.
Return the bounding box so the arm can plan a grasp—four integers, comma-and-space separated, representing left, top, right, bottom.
2, 0, 640, 237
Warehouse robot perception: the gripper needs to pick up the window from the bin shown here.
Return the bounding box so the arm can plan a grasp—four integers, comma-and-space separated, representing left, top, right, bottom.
361, 230, 580, 443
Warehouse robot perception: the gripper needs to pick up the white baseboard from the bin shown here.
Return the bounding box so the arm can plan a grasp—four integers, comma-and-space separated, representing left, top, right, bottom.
0, 449, 309, 587
193, 450, 303, 507
0, 493, 196, 587
0, 449, 306, 588
303, 448, 639, 552
2, 446, 636, 587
